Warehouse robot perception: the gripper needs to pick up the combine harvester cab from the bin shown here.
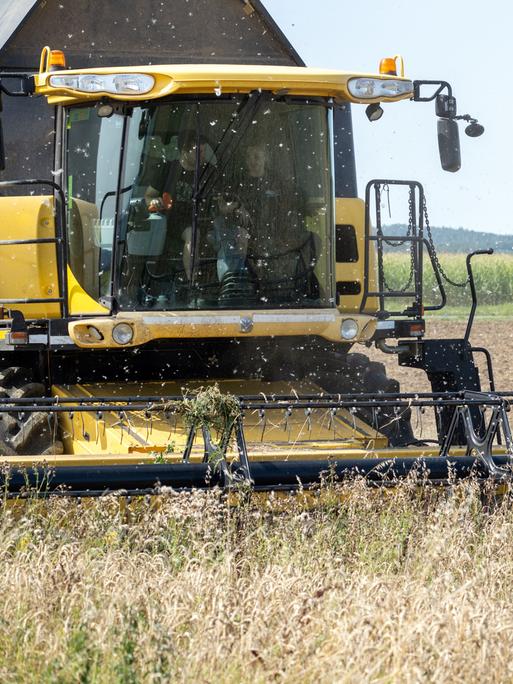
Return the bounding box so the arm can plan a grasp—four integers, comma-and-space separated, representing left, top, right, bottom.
0, 47, 510, 498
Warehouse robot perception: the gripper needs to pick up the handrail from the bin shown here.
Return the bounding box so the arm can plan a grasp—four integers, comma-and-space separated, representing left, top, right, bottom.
0, 179, 68, 316
464, 249, 493, 343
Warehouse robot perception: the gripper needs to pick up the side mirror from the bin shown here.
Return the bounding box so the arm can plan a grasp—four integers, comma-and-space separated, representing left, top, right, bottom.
437, 118, 461, 173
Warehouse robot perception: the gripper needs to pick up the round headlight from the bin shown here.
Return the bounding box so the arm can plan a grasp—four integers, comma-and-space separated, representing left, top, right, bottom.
341, 318, 358, 340
112, 323, 134, 345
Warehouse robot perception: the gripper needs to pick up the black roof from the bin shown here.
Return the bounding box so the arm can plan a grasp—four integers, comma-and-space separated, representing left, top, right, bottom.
0, 0, 304, 66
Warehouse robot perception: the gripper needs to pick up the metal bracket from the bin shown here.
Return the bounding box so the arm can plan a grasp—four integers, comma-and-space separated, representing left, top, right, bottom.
182, 425, 196, 463
234, 416, 253, 485
0, 73, 35, 97
439, 391, 513, 480
413, 80, 453, 102
182, 419, 253, 490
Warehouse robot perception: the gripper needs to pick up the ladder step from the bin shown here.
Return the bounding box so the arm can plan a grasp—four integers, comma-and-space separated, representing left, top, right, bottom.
367, 291, 417, 298
0, 297, 64, 304
0, 237, 59, 246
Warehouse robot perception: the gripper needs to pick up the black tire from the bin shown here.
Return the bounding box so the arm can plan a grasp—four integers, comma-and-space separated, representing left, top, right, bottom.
314, 352, 414, 447
353, 355, 413, 446
0, 367, 63, 455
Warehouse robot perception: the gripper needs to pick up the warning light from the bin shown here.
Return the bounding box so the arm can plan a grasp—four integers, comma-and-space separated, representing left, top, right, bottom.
379, 57, 397, 76
379, 55, 405, 77
39, 46, 67, 74
48, 50, 66, 71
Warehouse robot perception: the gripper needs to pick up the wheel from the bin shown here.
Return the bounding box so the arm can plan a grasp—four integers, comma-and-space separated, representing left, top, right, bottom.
314, 352, 414, 447
0, 367, 63, 455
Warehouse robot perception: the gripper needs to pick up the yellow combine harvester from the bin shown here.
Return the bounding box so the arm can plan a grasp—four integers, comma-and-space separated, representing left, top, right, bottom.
0, 47, 509, 496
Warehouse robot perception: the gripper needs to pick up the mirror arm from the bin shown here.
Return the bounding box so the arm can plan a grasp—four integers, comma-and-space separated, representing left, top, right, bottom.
0, 74, 35, 97
413, 80, 453, 103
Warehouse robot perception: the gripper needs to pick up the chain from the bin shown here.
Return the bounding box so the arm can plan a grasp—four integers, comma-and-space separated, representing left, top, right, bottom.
377, 184, 415, 293
422, 195, 469, 288
374, 184, 468, 302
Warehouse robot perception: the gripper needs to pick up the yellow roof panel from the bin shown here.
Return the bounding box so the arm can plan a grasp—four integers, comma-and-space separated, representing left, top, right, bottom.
34, 63, 412, 105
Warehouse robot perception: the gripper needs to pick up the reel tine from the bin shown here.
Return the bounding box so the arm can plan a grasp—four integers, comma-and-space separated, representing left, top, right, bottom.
94, 410, 100, 444
283, 406, 292, 433
118, 411, 125, 444
258, 408, 267, 441
349, 405, 357, 432
305, 407, 312, 433
80, 411, 86, 440
144, 406, 152, 441
333, 407, 339, 436
96, 410, 105, 443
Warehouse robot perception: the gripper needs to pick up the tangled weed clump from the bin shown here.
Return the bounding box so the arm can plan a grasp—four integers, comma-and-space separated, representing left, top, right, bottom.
1, 481, 513, 682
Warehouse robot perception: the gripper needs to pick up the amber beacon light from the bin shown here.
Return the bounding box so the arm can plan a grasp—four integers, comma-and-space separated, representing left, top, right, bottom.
49, 50, 66, 71
379, 55, 404, 77
39, 46, 67, 73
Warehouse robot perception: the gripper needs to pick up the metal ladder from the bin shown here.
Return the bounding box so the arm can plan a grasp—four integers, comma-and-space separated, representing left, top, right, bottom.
360, 179, 445, 319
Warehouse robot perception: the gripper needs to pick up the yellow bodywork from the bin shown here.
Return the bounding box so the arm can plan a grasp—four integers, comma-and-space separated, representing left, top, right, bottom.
335, 197, 378, 314
0, 196, 60, 320
0, 193, 378, 344
34, 63, 413, 106
0, 195, 108, 319
68, 310, 376, 347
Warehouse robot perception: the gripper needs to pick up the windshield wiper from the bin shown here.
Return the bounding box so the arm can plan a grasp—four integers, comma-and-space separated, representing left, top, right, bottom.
194, 90, 271, 202
188, 91, 270, 288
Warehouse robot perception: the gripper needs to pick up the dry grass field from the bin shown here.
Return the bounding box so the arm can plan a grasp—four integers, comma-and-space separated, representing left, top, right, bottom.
3, 481, 513, 683
1, 320, 512, 683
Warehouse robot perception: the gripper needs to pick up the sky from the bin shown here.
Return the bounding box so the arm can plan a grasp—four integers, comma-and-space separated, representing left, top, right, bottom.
264, 0, 512, 234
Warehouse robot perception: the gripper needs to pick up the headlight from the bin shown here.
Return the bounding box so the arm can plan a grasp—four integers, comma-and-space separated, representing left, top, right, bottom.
347, 77, 412, 99
112, 323, 134, 345
341, 319, 358, 340
86, 325, 103, 341
48, 73, 155, 95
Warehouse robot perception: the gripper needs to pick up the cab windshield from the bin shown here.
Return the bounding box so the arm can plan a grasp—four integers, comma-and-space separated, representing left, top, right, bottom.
65, 95, 334, 310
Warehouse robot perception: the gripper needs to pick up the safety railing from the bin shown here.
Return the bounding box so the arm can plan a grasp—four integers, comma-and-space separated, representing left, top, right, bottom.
360, 179, 446, 319
0, 179, 68, 317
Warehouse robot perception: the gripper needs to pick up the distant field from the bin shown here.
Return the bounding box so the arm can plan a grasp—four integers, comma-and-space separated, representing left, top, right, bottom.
382, 252, 513, 317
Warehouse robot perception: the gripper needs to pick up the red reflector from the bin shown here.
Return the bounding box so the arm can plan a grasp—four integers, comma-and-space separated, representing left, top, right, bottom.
409, 322, 424, 337
9, 332, 28, 344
